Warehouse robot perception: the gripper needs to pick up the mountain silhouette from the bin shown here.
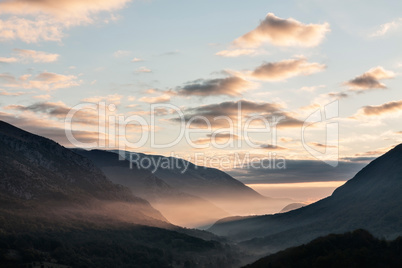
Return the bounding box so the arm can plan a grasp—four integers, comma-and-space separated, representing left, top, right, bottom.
0, 120, 242, 267
74, 149, 230, 228
209, 144, 402, 255
244, 229, 402, 268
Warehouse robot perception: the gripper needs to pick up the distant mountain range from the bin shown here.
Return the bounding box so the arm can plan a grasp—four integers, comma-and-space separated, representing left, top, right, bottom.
0, 121, 242, 267
73, 149, 230, 228
75, 149, 292, 227
4, 119, 402, 267
209, 143, 402, 256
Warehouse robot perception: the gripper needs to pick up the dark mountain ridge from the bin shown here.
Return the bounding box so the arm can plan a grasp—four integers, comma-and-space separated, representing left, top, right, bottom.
209, 144, 402, 255
0, 120, 243, 267
244, 229, 402, 268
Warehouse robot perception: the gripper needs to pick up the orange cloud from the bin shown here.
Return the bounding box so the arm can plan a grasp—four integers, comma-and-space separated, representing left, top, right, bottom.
177, 76, 256, 97
136, 67, 152, 73
259, 144, 287, 150
247, 57, 325, 81
0, 0, 132, 42
0, 0, 131, 21
0, 56, 18, 63
172, 100, 303, 129
139, 95, 171, 104
0, 16, 64, 43
359, 100, 402, 116
0, 72, 81, 91
344, 66, 395, 91
234, 13, 329, 48
0, 89, 25, 96
14, 48, 59, 62
194, 133, 239, 145
215, 49, 260, 57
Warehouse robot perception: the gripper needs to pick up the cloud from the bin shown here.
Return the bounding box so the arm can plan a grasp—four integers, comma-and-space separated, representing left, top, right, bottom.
171, 100, 303, 129
215, 49, 262, 57
341, 156, 376, 163
298, 85, 326, 92
194, 133, 239, 145
160, 50, 180, 56
309, 142, 337, 149
177, 76, 256, 97
135, 67, 152, 73
0, 16, 64, 43
0, 49, 58, 63
0, 0, 132, 43
344, 66, 395, 91
228, 159, 364, 184
139, 95, 171, 104
301, 91, 349, 112
0, 56, 18, 63
9, 101, 70, 117
327, 92, 348, 99
259, 144, 287, 150
0, 89, 25, 96
13, 48, 59, 62
6, 101, 99, 125
370, 18, 402, 37
0, 72, 81, 91
247, 57, 326, 81
0, 0, 131, 22
114, 50, 131, 58
131, 57, 143, 62
233, 13, 330, 48
34, 94, 52, 100
358, 100, 402, 116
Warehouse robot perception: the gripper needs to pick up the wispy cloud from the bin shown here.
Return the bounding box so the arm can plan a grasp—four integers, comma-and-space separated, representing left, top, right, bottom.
344, 66, 395, 91
259, 144, 287, 150
172, 100, 303, 129
194, 133, 240, 145
0, 89, 25, 96
0, 56, 18, 63
215, 48, 266, 57
14, 48, 59, 62
0, 72, 81, 91
177, 76, 256, 97
139, 95, 171, 104
114, 50, 131, 58
233, 13, 330, 48
241, 57, 326, 81
135, 67, 152, 73
0, 0, 132, 43
357, 100, 402, 116
1, 49, 59, 63
131, 57, 143, 62
370, 18, 402, 37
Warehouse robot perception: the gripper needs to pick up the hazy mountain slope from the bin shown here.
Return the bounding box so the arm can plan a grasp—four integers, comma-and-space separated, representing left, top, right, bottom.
0, 121, 244, 267
74, 149, 230, 228
279, 202, 305, 213
209, 144, 402, 254
244, 229, 402, 268
115, 150, 292, 215
0, 120, 167, 227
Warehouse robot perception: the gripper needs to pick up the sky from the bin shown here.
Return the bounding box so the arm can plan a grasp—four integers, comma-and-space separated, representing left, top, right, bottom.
1, 0, 402, 186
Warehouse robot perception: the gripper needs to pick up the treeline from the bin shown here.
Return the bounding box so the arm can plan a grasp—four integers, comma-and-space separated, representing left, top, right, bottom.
245, 229, 402, 268
0, 226, 239, 268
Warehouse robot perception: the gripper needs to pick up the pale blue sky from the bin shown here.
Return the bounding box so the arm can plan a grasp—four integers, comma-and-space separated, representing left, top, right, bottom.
1, 0, 402, 164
